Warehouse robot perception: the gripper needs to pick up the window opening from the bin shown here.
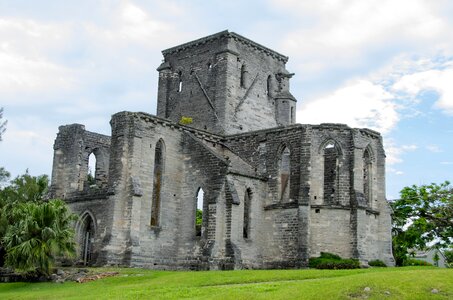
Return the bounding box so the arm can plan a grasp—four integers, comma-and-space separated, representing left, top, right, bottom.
279, 147, 291, 202
87, 152, 96, 186
243, 188, 252, 239
178, 71, 183, 92
363, 149, 372, 206
240, 64, 246, 87
266, 75, 272, 96
323, 142, 339, 204
151, 140, 164, 226
195, 188, 204, 237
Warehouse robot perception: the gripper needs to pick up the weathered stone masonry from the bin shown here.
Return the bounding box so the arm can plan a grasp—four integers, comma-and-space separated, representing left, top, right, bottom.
50, 31, 394, 269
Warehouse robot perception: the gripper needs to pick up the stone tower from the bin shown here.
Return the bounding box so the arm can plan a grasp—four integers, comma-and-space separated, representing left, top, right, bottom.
156, 30, 297, 135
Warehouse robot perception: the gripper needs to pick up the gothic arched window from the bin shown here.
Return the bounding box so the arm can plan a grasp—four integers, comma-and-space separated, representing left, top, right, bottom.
178, 71, 183, 92
363, 148, 372, 206
151, 139, 165, 226
279, 146, 291, 202
240, 64, 247, 88
195, 187, 205, 237
323, 141, 340, 204
266, 75, 272, 96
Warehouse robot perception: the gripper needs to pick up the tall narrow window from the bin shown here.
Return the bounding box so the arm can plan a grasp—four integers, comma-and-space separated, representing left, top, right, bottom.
323, 142, 339, 204
151, 140, 165, 227
363, 148, 372, 206
240, 64, 247, 88
290, 106, 295, 124
87, 152, 96, 186
266, 75, 272, 96
243, 188, 252, 239
178, 71, 183, 92
195, 188, 204, 237
279, 147, 291, 202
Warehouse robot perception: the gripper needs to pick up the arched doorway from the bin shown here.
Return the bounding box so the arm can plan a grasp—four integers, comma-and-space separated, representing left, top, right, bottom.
78, 212, 95, 266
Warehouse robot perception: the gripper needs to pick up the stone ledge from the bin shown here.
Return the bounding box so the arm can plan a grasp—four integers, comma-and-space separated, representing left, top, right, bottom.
264, 201, 299, 210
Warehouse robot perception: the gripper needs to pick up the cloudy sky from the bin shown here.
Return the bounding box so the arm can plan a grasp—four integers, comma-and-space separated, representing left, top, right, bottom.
0, 0, 452, 199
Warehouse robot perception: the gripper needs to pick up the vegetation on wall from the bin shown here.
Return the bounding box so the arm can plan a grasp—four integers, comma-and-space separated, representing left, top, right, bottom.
179, 116, 193, 125
195, 209, 202, 236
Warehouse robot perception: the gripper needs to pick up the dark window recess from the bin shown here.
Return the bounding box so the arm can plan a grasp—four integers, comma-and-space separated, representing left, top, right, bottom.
151, 140, 165, 226
243, 188, 252, 239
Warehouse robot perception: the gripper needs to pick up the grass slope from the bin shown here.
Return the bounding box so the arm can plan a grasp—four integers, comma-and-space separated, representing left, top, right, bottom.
0, 267, 452, 299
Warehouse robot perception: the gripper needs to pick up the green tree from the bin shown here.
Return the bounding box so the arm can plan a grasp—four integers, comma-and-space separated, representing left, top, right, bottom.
391, 181, 453, 266
444, 248, 453, 267
0, 167, 9, 186
3, 199, 76, 276
195, 209, 203, 236
0, 173, 76, 276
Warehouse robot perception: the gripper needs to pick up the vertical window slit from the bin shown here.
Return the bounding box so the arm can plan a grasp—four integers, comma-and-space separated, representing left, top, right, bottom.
151, 140, 164, 227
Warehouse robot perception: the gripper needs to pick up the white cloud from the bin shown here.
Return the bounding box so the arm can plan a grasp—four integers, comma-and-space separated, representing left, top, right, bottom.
385, 167, 404, 176
392, 67, 453, 115
0, 51, 74, 100
440, 161, 453, 165
297, 79, 398, 134
401, 145, 418, 151
83, 2, 182, 50
0, 18, 75, 100
0, 117, 56, 177
385, 142, 417, 165
273, 0, 450, 75
387, 167, 404, 176
426, 144, 443, 153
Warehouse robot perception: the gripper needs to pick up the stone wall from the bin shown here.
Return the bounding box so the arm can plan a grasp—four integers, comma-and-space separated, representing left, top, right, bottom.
50, 124, 110, 198
50, 31, 395, 269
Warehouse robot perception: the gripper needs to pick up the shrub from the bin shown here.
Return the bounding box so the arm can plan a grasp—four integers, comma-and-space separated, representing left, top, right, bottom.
309, 252, 360, 269
368, 259, 387, 267
403, 259, 433, 267
179, 116, 193, 125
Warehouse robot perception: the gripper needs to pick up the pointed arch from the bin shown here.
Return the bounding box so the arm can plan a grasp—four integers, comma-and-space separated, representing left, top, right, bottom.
266, 75, 272, 96
85, 147, 109, 188
240, 64, 247, 88
278, 144, 291, 202
363, 145, 373, 206
194, 186, 209, 239
321, 140, 341, 204
87, 152, 96, 186
195, 187, 205, 237
151, 139, 165, 227
76, 210, 96, 266
318, 139, 343, 157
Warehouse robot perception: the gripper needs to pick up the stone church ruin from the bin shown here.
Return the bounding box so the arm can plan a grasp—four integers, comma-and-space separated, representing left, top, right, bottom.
50, 31, 395, 269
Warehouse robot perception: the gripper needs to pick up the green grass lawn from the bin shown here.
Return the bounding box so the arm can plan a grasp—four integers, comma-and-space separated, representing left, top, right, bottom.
1, 267, 452, 299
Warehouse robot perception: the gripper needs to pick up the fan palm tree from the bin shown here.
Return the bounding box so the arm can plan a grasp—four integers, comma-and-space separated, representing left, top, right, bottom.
3, 199, 76, 276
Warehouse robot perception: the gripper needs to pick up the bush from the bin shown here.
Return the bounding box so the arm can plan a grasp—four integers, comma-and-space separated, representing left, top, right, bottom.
403, 259, 433, 267
309, 252, 360, 269
179, 116, 193, 125
368, 259, 387, 267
